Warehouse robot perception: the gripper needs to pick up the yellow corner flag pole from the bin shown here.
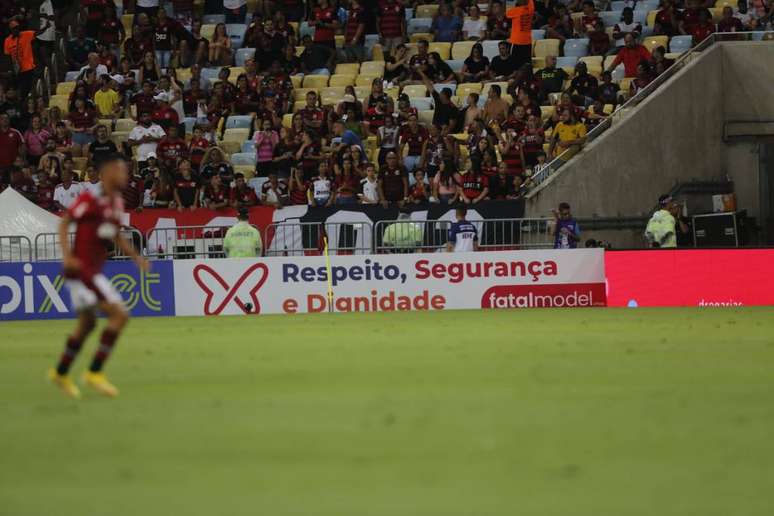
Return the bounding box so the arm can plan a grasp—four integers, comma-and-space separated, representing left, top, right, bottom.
323, 236, 334, 313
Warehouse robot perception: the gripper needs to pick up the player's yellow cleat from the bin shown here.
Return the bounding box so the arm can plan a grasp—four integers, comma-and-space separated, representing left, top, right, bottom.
48, 369, 81, 399
82, 372, 119, 398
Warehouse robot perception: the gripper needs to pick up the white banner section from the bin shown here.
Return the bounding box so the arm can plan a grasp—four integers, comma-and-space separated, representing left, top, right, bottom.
173, 249, 606, 316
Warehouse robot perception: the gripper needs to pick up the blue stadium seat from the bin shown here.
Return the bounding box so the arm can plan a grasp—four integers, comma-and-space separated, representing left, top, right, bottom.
183, 117, 197, 135
600, 11, 622, 27
202, 14, 226, 24
610, 1, 627, 10
201, 67, 221, 84
65, 71, 80, 82
557, 56, 579, 68
408, 18, 433, 35
563, 38, 589, 57
669, 35, 693, 53
231, 153, 257, 166
481, 40, 501, 61
637, 0, 660, 11
446, 59, 464, 72
299, 22, 315, 39
241, 140, 256, 153
226, 115, 253, 129
632, 10, 648, 24
226, 24, 247, 49
433, 83, 456, 95
235, 48, 255, 67
531, 29, 545, 40
365, 34, 380, 49
409, 98, 434, 111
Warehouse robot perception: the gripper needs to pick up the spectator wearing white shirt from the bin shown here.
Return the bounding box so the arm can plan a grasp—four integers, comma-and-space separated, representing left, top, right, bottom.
462, 5, 487, 40
36, 0, 56, 68
223, 0, 248, 24
613, 8, 643, 47
79, 53, 109, 80
81, 166, 102, 196
128, 112, 166, 169
359, 163, 381, 204
310, 161, 333, 207
53, 169, 83, 210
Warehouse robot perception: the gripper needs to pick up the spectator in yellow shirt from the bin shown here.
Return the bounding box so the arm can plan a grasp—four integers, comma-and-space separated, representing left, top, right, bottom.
93, 75, 122, 119
549, 109, 587, 159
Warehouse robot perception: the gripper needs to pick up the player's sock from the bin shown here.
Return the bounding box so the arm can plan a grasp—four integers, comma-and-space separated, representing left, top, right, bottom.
88, 329, 119, 373
56, 336, 84, 375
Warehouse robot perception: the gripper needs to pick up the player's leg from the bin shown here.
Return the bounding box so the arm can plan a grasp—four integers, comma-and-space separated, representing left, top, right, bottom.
82, 273, 129, 397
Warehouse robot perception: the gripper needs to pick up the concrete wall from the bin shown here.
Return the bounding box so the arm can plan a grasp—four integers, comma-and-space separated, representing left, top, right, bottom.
526, 42, 774, 244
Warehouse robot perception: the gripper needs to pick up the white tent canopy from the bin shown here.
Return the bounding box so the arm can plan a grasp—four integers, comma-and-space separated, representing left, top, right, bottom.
0, 188, 61, 261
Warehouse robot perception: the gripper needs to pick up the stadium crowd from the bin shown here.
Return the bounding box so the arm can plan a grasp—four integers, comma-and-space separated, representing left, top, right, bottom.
0, 0, 772, 213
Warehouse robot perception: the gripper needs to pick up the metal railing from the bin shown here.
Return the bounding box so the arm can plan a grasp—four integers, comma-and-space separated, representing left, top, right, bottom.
527, 32, 769, 195
0, 236, 33, 263
264, 221, 374, 256
146, 225, 234, 259
478, 218, 554, 250
373, 219, 451, 253
34, 229, 144, 261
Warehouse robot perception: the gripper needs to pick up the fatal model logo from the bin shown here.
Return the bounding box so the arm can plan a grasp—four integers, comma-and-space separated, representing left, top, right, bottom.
0, 263, 165, 316
192, 263, 269, 315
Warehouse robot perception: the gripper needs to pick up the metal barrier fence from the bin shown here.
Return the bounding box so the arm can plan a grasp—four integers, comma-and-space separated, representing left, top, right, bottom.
264, 221, 374, 256
0, 236, 33, 263
478, 218, 554, 250
145, 225, 235, 259
34, 229, 144, 261
373, 219, 451, 253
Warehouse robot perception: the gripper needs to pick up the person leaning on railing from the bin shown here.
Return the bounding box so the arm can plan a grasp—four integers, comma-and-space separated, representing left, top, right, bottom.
547, 109, 587, 161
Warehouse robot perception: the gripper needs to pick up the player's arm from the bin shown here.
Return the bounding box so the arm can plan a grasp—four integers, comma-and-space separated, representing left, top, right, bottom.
58, 212, 79, 273
115, 233, 150, 272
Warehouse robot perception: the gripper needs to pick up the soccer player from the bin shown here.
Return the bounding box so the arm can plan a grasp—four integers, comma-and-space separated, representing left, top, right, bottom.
447, 206, 479, 253
48, 153, 149, 399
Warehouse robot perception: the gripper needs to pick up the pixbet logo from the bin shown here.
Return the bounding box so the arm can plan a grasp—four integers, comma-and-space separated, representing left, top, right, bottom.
0, 263, 164, 316
192, 263, 269, 315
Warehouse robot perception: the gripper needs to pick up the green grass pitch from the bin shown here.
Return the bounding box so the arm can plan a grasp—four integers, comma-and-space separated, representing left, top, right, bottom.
1, 307, 773, 516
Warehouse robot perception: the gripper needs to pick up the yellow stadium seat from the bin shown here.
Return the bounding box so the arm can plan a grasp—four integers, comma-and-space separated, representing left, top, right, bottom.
451, 41, 476, 60
647, 10, 659, 27
418, 110, 434, 126
219, 140, 242, 156
534, 39, 561, 58
48, 95, 69, 113
294, 88, 318, 101
356, 75, 379, 86
404, 43, 419, 58
410, 32, 434, 43
303, 75, 329, 88
328, 74, 356, 87
320, 87, 346, 105
295, 46, 304, 57
709, 7, 723, 22
502, 94, 513, 105
642, 36, 669, 53
603, 55, 620, 70
579, 56, 603, 73
110, 132, 128, 148
714, 0, 735, 7
288, 21, 299, 34
428, 42, 452, 60
201, 24, 216, 41
121, 14, 133, 35
354, 86, 370, 100
293, 100, 307, 112
619, 78, 634, 94
335, 35, 345, 48
371, 44, 385, 61
282, 113, 294, 129
481, 82, 509, 97
234, 165, 255, 179
456, 83, 483, 99
115, 118, 135, 133
96, 120, 112, 133
360, 61, 385, 76
290, 75, 303, 88
176, 68, 192, 83
56, 82, 76, 96
450, 133, 468, 143
540, 105, 555, 121
403, 84, 429, 98
221, 128, 250, 142
385, 86, 400, 100
228, 67, 245, 82
603, 104, 615, 115
335, 63, 360, 75
416, 4, 439, 17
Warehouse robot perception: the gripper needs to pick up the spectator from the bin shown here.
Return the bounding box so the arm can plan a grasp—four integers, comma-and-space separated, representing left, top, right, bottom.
645, 194, 677, 248
224, 0, 248, 24
87, 125, 117, 164
151, 92, 180, 131
679, 0, 712, 37
132, 80, 158, 117
378, 0, 407, 53
10, 164, 37, 202
128, 112, 166, 170
597, 71, 620, 106
140, 152, 163, 185
496, 124, 526, 179
230, 172, 259, 208
52, 122, 74, 157
288, 167, 310, 205
483, 85, 509, 125
734, 0, 755, 29
359, 163, 381, 204
261, 173, 289, 207
36, 173, 56, 211
376, 114, 400, 165
588, 20, 610, 56
487, 1, 512, 41
553, 202, 581, 249
548, 109, 587, 159
505, 0, 534, 67
379, 150, 409, 207
4, 17, 51, 102
427, 52, 457, 83
520, 114, 545, 168
585, 100, 608, 130
97, 8, 125, 59
408, 169, 430, 203
333, 162, 359, 205
36, 0, 56, 70
298, 91, 325, 133
567, 62, 598, 106
459, 168, 489, 205
67, 27, 97, 72
535, 56, 569, 104
138, 51, 161, 85
342, 0, 366, 63
543, 4, 573, 42
156, 125, 188, 171
94, 75, 122, 119
432, 3, 463, 43
122, 162, 146, 211
384, 44, 410, 84
295, 131, 322, 181
81, 165, 102, 195
577, 0, 600, 36
613, 8, 643, 48
22, 115, 50, 168
188, 125, 211, 171
209, 23, 232, 66
80, 52, 110, 81
224, 207, 263, 258
419, 70, 459, 134
272, 127, 299, 179
399, 113, 429, 175
463, 5, 487, 40
447, 206, 478, 252
66, 98, 97, 157
490, 41, 519, 81
202, 174, 230, 209
38, 139, 65, 183
310, 0, 339, 50
651, 46, 673, 75
488, 162, 519, 200
461, 43, 491, 83
153, 7, 176, 69
687, 9, 715, 44
432, 159, 461, 204
461, 92, 483, 128
200, 147, 235, 182
606, 33, 651, 78
173, 158, 200, 211
654, 0, 680, 37
53, 168, 83, 210
254, 119, 279, 176
630, 61, 654, 97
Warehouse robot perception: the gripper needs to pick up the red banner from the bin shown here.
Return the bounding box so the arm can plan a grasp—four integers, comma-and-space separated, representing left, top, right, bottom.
125, 207, 276, 237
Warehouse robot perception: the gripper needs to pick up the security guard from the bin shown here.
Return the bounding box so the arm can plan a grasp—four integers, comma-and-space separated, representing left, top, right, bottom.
645, 195, 677, 248
223, 208, 262, 257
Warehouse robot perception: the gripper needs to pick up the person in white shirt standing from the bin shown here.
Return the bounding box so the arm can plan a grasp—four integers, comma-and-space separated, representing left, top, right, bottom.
54, 169, 84, 210
37, 0, 56, 69
447, 206, 479, 252
359, 163, 381, 204
223, 0, 248, 23
128, 113, 166, 169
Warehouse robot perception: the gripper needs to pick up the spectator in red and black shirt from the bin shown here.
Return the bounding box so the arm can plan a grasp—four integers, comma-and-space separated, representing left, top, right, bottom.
298, 91, 325, 133
378, 151, 409, 207
497, 126, 526, 178
343, 0, 367, 63
233, 75, 261, 115
399, 114, 429, 175
97, 7, 125, 54
288, 167, 310, 205
378, 0, 406, 52
520, 114, 545, 168
487, 1, 512, 40
156, 125, 188, 171
36, 173, 56, 211
408, 169, 431, 203
122, 168, 145, 211
230, 173, 259, 208
310, 0, 338, 49
295, 131, 323, 181
151, 92, 180, 130
188, 126, 210, 171
202, 174, 230, 209
132, 81, 157, 117
153, 7, 178, 69
82, 0, 110, 39
173, 158, 200, 211
460, 169, 489, 204
686, 8, 715, 44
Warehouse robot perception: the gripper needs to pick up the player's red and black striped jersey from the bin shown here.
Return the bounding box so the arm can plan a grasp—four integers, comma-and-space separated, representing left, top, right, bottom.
67, 189, 124, 281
